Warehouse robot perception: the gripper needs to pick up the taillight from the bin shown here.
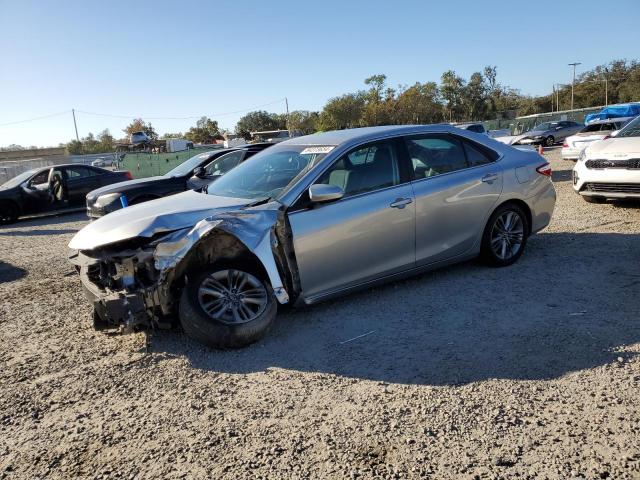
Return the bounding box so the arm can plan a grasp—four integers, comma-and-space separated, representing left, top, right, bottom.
536, 163, 552, 177
603, 135, 611, 140
124, 171, 133, 180
562, 141, 568, 148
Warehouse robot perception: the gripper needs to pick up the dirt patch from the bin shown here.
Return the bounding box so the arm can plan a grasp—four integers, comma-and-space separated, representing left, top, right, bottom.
1, 151, 639, 479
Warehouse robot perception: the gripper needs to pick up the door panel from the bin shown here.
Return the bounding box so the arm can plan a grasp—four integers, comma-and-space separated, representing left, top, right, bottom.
65, 167, 99, 205
288, 184, 416, 299
412, 165, 502, 265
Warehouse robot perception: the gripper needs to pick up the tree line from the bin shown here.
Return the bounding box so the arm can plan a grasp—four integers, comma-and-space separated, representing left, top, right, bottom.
52, 58, 640, 154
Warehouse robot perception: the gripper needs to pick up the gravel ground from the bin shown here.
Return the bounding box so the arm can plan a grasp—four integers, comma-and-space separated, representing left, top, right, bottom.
1, 149, 639, 479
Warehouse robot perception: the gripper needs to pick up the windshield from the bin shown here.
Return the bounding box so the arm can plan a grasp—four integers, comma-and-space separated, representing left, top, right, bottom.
165, 151, 215, 177
616, 116, 640, 138
206, 144, 334, 200
532, 122, 557, 132
0, 169, 38, 189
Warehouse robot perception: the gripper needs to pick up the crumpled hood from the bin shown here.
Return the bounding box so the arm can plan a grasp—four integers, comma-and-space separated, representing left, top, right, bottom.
69, 190, 252, 250
585, 137, 640, 158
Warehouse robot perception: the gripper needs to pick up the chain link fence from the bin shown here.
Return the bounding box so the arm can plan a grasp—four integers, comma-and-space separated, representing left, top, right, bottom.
120, 147, 222, 178
483, 105, 608, 136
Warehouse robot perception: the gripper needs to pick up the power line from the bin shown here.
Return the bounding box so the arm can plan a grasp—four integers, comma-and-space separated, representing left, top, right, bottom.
0, 110, 71, 127
74, 98, 288, 120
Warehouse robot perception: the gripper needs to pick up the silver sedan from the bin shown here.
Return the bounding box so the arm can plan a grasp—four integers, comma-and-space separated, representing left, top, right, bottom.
69, 125, 556, 348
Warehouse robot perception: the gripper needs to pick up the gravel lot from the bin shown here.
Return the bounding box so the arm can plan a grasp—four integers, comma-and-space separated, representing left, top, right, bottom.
1, 149, 639, 479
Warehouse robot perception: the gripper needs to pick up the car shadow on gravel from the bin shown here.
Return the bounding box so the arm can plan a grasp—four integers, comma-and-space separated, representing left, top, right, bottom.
151, 231, 640, 386
0, 261, 27, 283
0, 211, 87, 230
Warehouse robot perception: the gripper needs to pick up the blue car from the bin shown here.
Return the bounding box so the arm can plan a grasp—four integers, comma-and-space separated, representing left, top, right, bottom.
584, 103, 640, 124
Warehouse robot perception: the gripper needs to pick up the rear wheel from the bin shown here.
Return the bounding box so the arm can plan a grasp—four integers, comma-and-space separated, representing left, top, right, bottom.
545, 136, 555, 147
480, 203, 529, 267
179, 267, 277, 348
0, 202, 18, 225
582, 195, 605, 204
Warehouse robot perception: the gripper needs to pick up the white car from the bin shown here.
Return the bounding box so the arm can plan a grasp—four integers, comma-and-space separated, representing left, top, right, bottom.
562, 117, 634, 160
573, 116, 640, 203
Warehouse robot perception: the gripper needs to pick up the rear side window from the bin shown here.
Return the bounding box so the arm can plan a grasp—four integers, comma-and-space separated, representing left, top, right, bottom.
462, 141, 496, 167
405, 135, 467, 179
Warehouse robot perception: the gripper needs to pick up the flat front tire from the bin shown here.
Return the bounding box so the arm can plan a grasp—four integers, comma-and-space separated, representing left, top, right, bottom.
480, 204, 529, 267
179, 267, 277, 349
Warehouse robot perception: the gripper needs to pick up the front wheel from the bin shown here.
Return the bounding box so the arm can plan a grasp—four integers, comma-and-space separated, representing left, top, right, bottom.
0, 202, 18, 225
179, 268, 277, 348
480, 204, 529, 267
545, 136, 555, 147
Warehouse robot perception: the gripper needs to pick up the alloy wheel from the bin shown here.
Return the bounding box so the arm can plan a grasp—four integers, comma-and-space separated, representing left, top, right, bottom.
490, 211, 525, 261
197, 269, 268, 325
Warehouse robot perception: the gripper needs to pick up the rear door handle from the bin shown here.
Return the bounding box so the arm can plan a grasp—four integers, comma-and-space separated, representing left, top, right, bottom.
481, 173, 499, 183
390, 197, 413, 209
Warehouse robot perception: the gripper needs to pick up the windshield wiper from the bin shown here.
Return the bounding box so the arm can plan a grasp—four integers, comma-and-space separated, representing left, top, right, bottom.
247, 196, 272, 207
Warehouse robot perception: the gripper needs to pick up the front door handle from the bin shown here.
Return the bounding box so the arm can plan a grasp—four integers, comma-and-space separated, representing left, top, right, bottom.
390, 197, 413, 209
481, 173, 499, 183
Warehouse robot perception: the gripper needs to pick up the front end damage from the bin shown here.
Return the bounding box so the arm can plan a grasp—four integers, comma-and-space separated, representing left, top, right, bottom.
69, 204, 299, 333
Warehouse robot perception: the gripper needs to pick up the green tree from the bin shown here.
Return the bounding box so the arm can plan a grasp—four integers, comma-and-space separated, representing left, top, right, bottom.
161, 132, 184, 139
440, 70, 466, 122
184, 117, 222, 144
287, 110, 320, 134
318, 92, 366, 130
235, 111, 285, 139
394, 82, 443, 124
97, 129, 114, 152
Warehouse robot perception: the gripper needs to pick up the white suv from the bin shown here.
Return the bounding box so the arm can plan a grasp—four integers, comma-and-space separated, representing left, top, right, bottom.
573, 116, 640, 203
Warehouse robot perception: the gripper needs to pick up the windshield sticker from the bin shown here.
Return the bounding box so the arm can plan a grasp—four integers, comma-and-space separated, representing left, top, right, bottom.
300, 146, 335, 155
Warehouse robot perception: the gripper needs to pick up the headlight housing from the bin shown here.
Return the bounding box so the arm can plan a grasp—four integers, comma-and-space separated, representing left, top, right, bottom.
95, 192, 123, 207
578, 149, 587, 162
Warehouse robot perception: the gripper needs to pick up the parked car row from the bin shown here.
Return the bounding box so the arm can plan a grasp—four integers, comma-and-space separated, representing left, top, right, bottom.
66, 125, 556, 348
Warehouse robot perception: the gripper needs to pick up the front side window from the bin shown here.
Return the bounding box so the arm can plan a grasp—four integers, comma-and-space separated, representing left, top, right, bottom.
29, 170, 49, 186
205, 150, 244, 176
314, 141, 400, 197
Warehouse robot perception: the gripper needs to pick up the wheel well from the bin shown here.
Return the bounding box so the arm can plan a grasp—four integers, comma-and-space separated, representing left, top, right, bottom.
0, 199, 21, 216
494, 199, 533, 234
173, 230, 270, 289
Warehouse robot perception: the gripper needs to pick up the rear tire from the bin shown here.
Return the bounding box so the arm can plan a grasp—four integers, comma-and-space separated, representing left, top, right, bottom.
582, 195, 605, 204
480, 203, 529, 267
0, 202, 19, 225
179, 267, 277, 349
545, 136, 555, 147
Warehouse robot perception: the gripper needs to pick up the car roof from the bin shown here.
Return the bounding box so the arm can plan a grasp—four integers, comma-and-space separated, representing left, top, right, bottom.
587, 116, 635, 125
282, 124, 457, 146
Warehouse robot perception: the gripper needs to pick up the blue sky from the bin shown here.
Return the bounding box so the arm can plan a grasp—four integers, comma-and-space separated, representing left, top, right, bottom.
1, 0, 639, 147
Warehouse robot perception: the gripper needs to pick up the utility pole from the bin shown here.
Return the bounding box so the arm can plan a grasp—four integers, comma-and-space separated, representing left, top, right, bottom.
72, 108, 80, 142
603, 67, 609, 106
568, 62, 581, 110
552, 85, 555, 112
285, 97, 290, 135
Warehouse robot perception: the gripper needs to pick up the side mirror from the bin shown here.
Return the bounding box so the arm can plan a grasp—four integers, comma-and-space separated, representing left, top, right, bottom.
193, 166, 206, 178
610, 130, 620, 137
309, 184, 344, 204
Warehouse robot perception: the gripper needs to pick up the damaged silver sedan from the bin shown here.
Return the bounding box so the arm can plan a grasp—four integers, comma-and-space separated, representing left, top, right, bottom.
69, 125, 556, 348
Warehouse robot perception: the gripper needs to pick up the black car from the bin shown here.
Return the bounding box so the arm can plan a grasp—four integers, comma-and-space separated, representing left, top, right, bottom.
86, 143, 272, 218
0, 164, 133, 224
